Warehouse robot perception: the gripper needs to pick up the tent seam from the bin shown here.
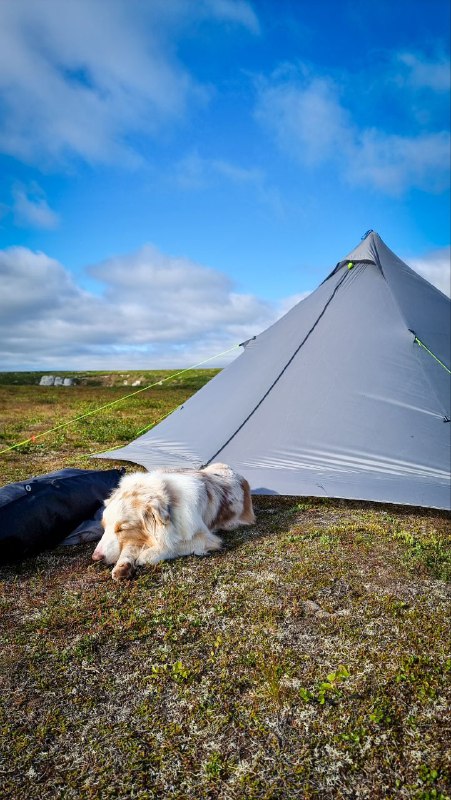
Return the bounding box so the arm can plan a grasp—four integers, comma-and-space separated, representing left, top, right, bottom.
366, 246, 447, 421
373, 247, 450, 420
203, 268, 351, 466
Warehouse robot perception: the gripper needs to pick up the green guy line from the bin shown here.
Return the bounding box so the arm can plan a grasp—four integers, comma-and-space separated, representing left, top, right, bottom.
0, 344, 240, 456
413, 335, 451, 375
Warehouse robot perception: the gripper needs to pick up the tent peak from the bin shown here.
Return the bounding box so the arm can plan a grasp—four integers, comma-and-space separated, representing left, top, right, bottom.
340, 231, 385, 267
325, 231, 385, 282
335, 231, 417, 279
361, 228, 375, 240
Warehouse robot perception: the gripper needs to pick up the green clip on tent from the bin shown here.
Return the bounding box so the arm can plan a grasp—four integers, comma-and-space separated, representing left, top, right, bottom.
96, 232, 451, 510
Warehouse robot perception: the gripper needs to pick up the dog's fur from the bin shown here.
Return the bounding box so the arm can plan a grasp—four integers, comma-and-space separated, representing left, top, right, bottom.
92, 463, 255, 580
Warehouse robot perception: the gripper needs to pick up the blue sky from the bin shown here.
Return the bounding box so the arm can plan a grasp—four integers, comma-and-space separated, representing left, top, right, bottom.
0, 0, 449, 370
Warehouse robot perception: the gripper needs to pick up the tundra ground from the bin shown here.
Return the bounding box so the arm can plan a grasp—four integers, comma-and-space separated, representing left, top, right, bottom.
1, 373, 450, 799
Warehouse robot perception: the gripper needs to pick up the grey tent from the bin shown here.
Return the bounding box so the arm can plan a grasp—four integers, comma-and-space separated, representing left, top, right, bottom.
97, 232, 451, 509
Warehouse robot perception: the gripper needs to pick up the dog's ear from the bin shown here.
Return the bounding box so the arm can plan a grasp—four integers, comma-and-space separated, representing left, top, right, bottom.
145, 497, 170, 527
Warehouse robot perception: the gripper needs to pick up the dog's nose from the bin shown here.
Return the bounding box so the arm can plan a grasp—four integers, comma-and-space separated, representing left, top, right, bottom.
92, 550, 103, 561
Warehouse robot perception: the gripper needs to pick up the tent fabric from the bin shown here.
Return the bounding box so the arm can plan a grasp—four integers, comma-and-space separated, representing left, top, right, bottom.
95, 233, 451, 509
60, 507, 104, 546
0, 468, 124, 563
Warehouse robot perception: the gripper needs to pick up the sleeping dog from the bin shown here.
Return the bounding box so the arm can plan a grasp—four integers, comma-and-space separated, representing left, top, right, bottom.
92, 463, 255, 580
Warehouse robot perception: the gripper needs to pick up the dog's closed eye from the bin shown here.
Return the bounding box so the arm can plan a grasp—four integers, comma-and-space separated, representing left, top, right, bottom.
114, 521, 134, 534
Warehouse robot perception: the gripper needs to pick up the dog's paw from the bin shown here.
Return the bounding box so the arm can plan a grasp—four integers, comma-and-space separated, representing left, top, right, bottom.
198, 532, 222, 554
112, 561, 135, 581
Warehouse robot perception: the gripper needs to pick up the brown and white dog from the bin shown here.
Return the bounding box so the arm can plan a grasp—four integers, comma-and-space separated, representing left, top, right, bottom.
92, 463, 255, 581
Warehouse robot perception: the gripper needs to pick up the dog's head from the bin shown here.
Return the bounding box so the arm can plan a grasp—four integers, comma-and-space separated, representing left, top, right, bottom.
92, 485, 170, 571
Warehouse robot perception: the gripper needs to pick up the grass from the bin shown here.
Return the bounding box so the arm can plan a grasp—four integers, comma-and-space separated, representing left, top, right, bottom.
0, 369, 220, 482
0, 372, 450, 799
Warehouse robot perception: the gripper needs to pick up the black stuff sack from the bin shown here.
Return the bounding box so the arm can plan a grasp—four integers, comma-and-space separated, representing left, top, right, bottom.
0, 467, 124, 564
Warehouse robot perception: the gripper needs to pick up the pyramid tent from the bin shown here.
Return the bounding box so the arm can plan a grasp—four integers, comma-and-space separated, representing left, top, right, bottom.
97, 232, 451, 510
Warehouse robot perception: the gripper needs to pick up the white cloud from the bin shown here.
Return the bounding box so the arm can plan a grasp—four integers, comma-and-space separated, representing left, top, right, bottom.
12, 184, 59, 229
409, 247, 451, 297
0, 244, 279, 370
173, 151, 286, 216
0, 248, 85, 323
348, 130, 450, 194
174, 152, 263, 189
203, 0, 260, 33
255, 62, 450, 195
255, 69, 351, 166
396, 52, 451, 92
0, 0, 258, 167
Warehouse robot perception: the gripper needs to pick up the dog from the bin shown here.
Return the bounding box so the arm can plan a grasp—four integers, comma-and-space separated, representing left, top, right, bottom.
92, 463, 255, 581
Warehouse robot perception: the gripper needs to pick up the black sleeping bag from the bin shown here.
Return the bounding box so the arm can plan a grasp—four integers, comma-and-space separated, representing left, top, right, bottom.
0, 467, 124, 563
